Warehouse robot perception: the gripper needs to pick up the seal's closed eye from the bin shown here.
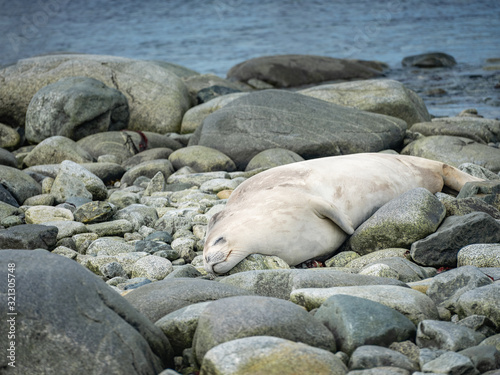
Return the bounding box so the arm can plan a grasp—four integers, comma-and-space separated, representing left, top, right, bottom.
213, 236, 226, 246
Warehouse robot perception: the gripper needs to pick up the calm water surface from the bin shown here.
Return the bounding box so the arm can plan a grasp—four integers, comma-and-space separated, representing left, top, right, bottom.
1, 0, 499, 116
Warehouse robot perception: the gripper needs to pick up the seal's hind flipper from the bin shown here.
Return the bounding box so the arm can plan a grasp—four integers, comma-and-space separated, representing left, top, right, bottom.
442, 164, 484, 193
310, 196, 355, 235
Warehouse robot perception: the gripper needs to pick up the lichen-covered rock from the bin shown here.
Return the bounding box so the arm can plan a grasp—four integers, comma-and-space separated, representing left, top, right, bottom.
458, 244, 500, 267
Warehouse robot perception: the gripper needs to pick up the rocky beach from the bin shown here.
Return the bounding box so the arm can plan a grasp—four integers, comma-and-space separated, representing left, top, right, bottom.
0, 51, 500, 375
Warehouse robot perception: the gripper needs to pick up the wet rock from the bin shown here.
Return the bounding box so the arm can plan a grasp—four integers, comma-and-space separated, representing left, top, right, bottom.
200, 336, 348, 375
300, 79, 431, 126
410, 212, 500, 268
25, 77, 129, 143
348, 188, 446, 255
0, 54, 191, 133
409, 117, 500, 144
0, 224, 58, 250
402, 52, 457, 68
123, 278, 254, 323
190, 90, 407, 169
192, 295, 336, 364
245, 148, 304, 171
23, 136, 93, 167
0, 249, 173, 374
402, 135, 500, 173
458, 244, 500, 267
227, 54, 382, 88
291, 284, 438, 324
168, 145, 236, 172
315, 295, 416, 355
0, 165, 41, 204
348, 346, 419, 372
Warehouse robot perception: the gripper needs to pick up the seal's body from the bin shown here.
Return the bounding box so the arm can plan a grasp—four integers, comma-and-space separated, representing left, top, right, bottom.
204, 153, 482, 274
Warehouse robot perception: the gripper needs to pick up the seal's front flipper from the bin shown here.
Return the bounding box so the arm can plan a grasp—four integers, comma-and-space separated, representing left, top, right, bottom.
310, 196, 355, 235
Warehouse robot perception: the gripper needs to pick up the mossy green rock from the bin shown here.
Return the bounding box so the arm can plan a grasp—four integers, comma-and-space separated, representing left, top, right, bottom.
348, 188, 446, 255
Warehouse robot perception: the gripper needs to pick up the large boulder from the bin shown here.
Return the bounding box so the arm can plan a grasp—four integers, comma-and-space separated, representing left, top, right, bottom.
226, 54, 383, 88
189, 90, 407, 169
348, 188, 446, 255
402, 135, 500, 173
300, 79, 431, 126
0, 54, 191, 133
409, 117, 500, 144
25, 77, 129, 143
0, 249, 173, 374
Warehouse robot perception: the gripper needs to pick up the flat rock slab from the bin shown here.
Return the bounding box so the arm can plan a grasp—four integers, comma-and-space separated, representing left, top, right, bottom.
0, 249, 172, 374
190, 90, 407, 169
227, 54, 382, 88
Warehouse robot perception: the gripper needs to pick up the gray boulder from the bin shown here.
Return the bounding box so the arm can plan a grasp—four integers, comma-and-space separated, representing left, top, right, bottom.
122, 148, 174, 170
348, 346, 419, 372
358, 257, 436, 283
50, 171, 93, 204
410, 117, 500, 144
74, 201, 116, 223
402, 52, 457, 68
0, 123, 21, 149
59, 160, 108, 201
227, 54, 383, 88
416, 320, 486, 351
23, 135, 93, 167
459, 345, 500, 373
168, 145, 236, 172
0, 165, 41, 204
410, 212, 500, 268
0, 249, 173, 374
456, 284, 500, 326
348, 188, 446, 255
426, 266, 493, 306
0, 54, 191, 133
123, 278, 254, 323
25, 77, 129, 143
201, 336, 348, 375
190, 90, 407, 169
315, 295, 416, 355
0, 148, 17, 168
192, 295, 336, 364
300, 79, 431, 126
0, 224, 58, 250
220, 268, 407, 300
113, 204, 158, 231
402, 135, 500, 173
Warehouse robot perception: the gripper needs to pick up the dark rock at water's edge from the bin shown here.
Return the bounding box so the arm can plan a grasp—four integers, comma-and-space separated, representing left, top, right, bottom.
0, 249, 173, 374
227, 54, 384, 88
402, 52, 457, 68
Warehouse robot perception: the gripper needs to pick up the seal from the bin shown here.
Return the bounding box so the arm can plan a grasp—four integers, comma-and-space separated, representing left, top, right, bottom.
204, 153, 483, 274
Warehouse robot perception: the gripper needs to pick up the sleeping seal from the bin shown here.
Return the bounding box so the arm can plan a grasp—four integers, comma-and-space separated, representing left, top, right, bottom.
204, 153, 483, 274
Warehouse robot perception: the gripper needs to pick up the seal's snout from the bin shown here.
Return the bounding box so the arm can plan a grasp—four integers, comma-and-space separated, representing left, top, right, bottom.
204, 251, 227, 274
